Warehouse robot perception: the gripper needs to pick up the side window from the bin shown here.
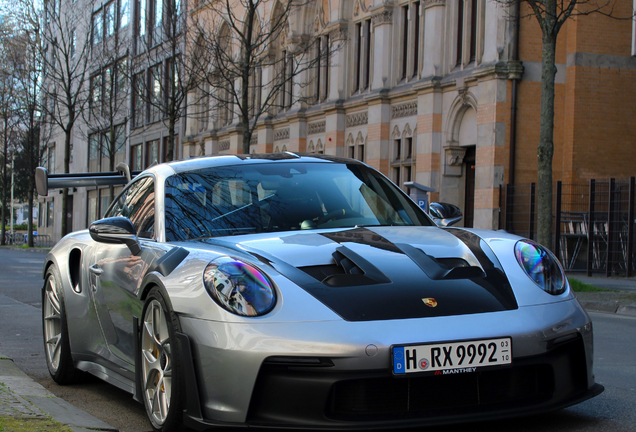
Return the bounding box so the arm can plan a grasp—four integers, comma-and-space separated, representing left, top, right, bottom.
128, 179, 155, 239
107, 177, 149, 218
107, 176, 156, 238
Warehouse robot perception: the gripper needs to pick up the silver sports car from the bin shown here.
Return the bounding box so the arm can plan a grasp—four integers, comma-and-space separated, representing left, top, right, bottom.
37, 154, 603, 431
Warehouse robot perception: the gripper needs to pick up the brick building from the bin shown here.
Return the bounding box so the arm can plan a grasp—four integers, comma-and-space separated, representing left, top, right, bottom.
38, 0, 636, 241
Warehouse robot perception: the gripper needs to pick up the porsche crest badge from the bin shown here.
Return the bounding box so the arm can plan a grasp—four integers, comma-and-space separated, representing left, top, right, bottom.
422, 298, 438, 308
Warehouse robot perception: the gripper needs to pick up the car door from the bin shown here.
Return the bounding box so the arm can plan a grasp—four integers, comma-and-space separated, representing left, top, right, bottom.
88, 176, 165, 367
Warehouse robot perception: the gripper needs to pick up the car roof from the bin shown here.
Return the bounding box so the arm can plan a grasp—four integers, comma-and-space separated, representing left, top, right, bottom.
164, 153, 365, 174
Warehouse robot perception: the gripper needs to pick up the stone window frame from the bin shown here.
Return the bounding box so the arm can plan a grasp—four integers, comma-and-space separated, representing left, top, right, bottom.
397, 0, 423, 83
313, 33, 331, 104
346, 132, 366, 161
453, 0, 486, 69
390, 123, 416, 191
352, 17, 372, 94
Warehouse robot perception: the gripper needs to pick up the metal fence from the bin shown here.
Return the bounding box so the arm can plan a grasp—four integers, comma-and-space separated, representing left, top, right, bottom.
503, 178, 636, 276
2, 232, 54, 248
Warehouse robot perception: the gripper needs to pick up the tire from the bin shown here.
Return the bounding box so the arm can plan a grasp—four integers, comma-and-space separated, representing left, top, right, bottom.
42, 265, 82, 384
140, 287, 185, 432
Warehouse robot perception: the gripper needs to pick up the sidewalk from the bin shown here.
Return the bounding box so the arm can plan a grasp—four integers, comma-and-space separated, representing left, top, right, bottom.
0, 356, 116, 432
568, 273, 636, 316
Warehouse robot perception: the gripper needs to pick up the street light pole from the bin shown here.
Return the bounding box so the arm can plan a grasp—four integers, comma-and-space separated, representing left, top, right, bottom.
10, 154, 14, 235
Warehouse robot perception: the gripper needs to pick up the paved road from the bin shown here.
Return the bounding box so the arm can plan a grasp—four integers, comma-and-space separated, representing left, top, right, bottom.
0, 249, 151, 432
0, 248, 635, 432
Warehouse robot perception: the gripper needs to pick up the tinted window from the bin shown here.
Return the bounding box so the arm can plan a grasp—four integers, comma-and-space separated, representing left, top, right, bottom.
108, 176, 155, 238
164, 162, 431, 241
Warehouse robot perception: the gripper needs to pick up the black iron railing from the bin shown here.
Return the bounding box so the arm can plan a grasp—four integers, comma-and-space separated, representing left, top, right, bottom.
503, 177, 636, 276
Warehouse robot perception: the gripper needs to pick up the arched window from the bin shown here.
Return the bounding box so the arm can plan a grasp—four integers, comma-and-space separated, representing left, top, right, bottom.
271, 2, 291, 112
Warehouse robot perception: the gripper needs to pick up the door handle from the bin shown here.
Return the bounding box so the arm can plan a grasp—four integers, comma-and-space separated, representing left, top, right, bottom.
89, 264, 104, 276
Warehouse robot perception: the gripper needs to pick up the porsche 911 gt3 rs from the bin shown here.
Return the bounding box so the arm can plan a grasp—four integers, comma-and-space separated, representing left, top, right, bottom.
37, 153, 603, 431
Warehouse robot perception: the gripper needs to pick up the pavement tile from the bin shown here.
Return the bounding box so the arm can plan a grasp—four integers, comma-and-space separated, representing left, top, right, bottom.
0, 358, 117, 432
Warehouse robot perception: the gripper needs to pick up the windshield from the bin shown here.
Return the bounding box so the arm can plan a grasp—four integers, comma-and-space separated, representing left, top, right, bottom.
164, 162, 432, 241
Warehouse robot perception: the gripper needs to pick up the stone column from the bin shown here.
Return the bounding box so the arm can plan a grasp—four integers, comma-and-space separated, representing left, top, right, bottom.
288, 117, 308, 153
327, 24, 348, 101
365, 99, 391, 174
256, 122, 274, 153
370, 8, 393, 90
414, 82, 443, 202
473, 76, 509, 229
421, 0, 446, 78
325, 108, 345, 156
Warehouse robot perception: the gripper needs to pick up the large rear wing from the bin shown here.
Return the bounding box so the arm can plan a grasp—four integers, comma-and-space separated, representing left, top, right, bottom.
36, 163, 141, 196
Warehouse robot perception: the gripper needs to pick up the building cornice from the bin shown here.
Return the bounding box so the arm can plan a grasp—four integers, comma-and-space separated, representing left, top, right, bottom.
423, 0, 446, 9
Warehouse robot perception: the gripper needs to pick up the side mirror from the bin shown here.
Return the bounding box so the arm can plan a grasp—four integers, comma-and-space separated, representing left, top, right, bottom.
89, 217, 142, 255
429, 202, 463, 227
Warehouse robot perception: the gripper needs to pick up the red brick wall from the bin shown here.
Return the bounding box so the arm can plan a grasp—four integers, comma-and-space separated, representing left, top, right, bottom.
515, 1, 636, 186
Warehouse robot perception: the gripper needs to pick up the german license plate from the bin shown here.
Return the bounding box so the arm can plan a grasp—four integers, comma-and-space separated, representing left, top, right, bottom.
392, 337, 511, 375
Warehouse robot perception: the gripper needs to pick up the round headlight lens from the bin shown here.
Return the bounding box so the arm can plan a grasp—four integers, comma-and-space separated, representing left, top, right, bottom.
514, 240, 566, 295
203, 257, 276, 316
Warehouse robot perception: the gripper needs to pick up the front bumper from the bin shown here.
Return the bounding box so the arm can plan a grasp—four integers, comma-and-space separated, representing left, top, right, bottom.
178, 299, 600, 429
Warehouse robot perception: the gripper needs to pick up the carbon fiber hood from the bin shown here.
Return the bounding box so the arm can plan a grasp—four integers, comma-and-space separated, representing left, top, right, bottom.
215, 227, 518, 321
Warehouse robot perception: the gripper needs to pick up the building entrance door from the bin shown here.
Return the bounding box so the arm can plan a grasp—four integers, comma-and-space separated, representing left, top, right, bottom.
464, 146, 476, 228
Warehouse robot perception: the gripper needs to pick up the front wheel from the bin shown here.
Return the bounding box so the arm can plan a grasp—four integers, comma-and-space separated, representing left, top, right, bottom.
140, 287, 185, 432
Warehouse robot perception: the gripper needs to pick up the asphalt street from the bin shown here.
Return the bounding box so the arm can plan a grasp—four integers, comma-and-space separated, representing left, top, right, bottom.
0, 247, 635, 432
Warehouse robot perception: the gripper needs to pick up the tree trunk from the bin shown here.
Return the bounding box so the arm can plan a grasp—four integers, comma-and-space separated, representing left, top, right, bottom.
537, 34, 557, 249
27, 106, 38, 248
1, 116, 7, 245
27, 189, 34, 247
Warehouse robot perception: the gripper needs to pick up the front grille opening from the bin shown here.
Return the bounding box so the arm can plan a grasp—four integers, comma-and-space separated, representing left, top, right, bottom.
263, 356, 334, 367
327, 365, 554, 420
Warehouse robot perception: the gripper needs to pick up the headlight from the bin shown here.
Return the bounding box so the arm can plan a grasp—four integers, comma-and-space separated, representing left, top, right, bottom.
514, 240, 566, 295
203, 257, 276, 316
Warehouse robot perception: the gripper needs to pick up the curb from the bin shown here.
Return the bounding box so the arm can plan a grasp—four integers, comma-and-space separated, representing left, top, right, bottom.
579, 300, 636, 317
0, 246, 50, 254
0, 357, 117, 432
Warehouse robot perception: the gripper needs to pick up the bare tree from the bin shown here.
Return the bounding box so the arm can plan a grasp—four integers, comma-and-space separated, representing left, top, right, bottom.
132, 0, 202, 165
8, 3, 48, 247
500, 0, 629, 248
191, 0, 336, 154
82, 16, 132, 200
0, 18, 22, 245
37, 0, 93, 237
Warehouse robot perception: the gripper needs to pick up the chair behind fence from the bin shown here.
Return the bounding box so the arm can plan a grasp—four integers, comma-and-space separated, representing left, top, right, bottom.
3, 233, 54, 248
503, 177, 636, 276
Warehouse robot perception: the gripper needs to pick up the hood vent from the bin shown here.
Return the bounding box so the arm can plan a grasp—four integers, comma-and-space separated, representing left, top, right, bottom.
396, 243, 486, 280
299, 246, 391, 287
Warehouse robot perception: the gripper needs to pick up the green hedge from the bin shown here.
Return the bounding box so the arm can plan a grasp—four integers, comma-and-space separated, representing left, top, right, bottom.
1, 223, 30, 231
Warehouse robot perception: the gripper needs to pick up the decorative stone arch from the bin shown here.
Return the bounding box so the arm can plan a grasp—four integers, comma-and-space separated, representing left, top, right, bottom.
270, 0, 290, 39
274, 145, 280, 153
313, 0, 330, 33
355, 131, 365, 145
403, 123, 412, 138
444, 88, 478, 176
282, 145, 288, 152
346, 133, 354, 146
391, 125, 401, 139
352, 0, 369, 17
217, 20, 234, 56
308, 140, 315, 152
316, 139, 324, 154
